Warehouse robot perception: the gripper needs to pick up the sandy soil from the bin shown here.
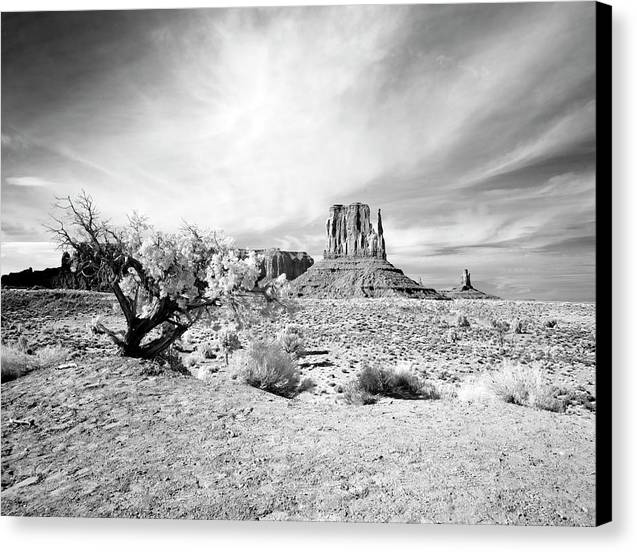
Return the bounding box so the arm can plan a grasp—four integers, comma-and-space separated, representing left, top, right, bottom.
1, 289, 596, 524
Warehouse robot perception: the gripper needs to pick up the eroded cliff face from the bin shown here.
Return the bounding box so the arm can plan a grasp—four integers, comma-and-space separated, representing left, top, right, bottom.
253, 249, 314, 282
325, 203, 385, 260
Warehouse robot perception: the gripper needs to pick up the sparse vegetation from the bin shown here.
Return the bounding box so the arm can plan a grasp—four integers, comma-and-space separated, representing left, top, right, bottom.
456, 314, 470, 328
298, 377, 316, 393
17, 334, 30, 353
1, 288, 596, 524
184, 351, 205, 369
513, 318, 529, 334
351, 363, 440, 401
217, 328, 241, 365
545, 319, 558, 328
487, 361, 566, 413
233, 340, 301, 397
491, 319, 511, 346
342, 380, 378, 405
276, 324, 305, 358
1, 346, 31, 382
1, 343, 69, 383
196, 340, 217, 359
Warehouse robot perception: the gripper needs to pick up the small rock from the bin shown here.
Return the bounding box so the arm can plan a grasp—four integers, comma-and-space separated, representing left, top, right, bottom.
4, 475, 39, 493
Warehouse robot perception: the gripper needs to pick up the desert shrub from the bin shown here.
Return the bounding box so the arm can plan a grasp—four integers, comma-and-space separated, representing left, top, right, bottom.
487, 361, 566, 413
35, 345, 69, 369
342, 381, 378, 405
513, 318, 529, 334
197, 340, 217, 359
184, 351, 205, 369
355, 363, 440, 400
457, 376, 495, 402
276, 324, 305, 358
357, 363, 392, 395
1, 344, 70, 383
1, 346, 32, 382
456, 314, 470, 328
17, 335, 30, 352
298, 377, 316, 393
233, 340, 300, 397
491, 319, 510, 346
181, 329, 196, 344
446, 329, 459, 343
217, 328, 241, 365
545, 319, 558, 328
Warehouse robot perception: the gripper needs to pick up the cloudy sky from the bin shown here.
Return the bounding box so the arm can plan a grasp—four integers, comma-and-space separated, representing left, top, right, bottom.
1, 2, 596, 301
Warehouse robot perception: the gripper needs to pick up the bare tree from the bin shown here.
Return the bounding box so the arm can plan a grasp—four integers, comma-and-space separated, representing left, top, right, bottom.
47, 191, 285, 359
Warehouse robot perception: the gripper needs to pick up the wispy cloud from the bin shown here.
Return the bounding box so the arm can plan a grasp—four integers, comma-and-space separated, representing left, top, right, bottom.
5, 176, 53, 188
1, 4, 596, 300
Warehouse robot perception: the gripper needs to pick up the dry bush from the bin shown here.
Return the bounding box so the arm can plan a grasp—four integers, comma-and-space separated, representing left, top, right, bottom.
342, 381, 378, 405
1, 343, 70, 383
456, 314, 470, 328
355, 363, 440, 401
17, 335, 30, 352
446, 329, 459, 343
545, 319, 558, 328
276, 324, 305, 358
1, 346, 32, 382
35, 345, 70, 369
217, 328, 241, 365
491, 319, 511, 346
457, 375, 495, 403
298, 377, 316, 393
513, 318, 529, 334
184, 351, 205, 369
196, 340, 217, 359
474, 361, 566, 413
233, 340, 300, 397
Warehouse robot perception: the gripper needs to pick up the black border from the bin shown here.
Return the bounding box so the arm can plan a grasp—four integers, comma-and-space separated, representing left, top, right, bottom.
595, 0, 612, 527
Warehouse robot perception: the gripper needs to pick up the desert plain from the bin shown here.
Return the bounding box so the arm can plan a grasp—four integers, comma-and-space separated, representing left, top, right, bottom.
1, 288, 596, 525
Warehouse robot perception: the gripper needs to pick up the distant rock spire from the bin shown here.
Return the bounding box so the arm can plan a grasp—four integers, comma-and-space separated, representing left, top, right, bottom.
461, 269, 472, 290
377, 209, 386, 260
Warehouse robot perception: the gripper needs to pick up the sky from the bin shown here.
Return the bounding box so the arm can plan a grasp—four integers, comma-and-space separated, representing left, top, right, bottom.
1, 3, 596, 301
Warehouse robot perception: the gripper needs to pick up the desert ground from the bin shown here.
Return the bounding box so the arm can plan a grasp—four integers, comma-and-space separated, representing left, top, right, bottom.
1, 288, 596, 524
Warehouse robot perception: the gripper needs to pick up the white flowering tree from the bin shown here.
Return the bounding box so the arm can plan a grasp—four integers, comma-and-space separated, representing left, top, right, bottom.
47, 192, 288, 359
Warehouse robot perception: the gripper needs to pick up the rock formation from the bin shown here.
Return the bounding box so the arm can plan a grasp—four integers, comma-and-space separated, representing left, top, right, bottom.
293, 203, 444, 299
460, 268, 472, 290
440, 268, 500, 299
0, 252, 112, 291
325, 203, 386, 259
247, 249, 314, 282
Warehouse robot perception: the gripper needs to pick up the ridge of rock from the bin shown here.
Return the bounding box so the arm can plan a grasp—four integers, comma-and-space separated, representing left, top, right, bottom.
2, 248, 314, 291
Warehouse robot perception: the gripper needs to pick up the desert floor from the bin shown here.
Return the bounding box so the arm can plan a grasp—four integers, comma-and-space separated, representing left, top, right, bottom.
1, 289, 596, 525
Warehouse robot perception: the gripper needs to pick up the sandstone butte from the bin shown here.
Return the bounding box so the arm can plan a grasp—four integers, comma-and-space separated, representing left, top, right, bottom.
291, 202, 444, 299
